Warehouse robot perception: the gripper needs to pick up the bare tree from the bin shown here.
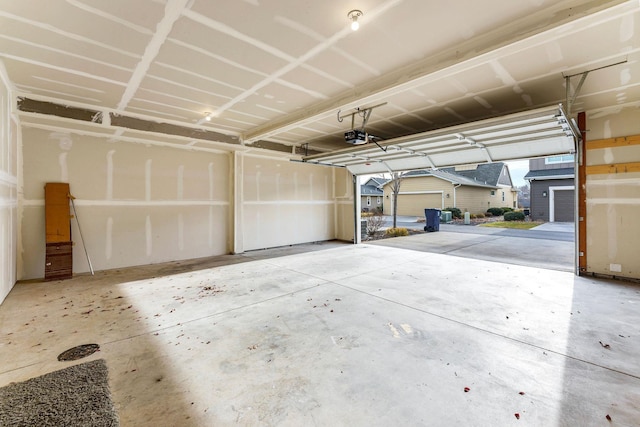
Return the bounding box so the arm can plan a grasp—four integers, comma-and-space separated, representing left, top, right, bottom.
388, 171, 406, 229
517, 184, 530, 208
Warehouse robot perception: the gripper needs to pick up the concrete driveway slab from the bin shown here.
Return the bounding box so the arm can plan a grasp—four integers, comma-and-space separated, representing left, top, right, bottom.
369, 225, 575, 272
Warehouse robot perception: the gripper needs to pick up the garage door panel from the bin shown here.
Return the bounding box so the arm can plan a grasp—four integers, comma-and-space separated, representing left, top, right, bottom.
553, 189, 574, 222
305, 105, 579, 175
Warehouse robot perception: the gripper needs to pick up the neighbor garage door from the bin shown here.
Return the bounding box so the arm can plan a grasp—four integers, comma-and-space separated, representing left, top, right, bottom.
553, 188, 575, 222
397, 193, 442, 216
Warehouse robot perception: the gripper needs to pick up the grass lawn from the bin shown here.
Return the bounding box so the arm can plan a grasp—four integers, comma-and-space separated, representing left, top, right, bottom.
479, 221, 542, 230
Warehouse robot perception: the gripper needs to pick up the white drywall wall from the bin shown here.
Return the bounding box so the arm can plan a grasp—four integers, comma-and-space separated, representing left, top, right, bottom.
0, 66, 18, 304
241, 155, 342, 251
19, 126, 355, 279
20, 128, 230, 279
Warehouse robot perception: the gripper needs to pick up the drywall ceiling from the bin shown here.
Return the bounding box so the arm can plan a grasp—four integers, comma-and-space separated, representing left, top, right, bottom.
1, 0, 638, 155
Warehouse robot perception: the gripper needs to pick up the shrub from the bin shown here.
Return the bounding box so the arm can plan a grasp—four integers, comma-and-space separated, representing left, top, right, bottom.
501, 207, 514, 213
366, 212, 385, 236
504, 211, 525, 221
484, 212, 493, 217
487, 207, 504, 216
475, 213, 485, 219
470, 214, 477, 219
385, 227, 409, 237
444, 207, 462, 219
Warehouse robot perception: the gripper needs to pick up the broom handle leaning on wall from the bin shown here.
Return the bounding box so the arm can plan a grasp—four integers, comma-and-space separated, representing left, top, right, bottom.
69, 194, 94, 275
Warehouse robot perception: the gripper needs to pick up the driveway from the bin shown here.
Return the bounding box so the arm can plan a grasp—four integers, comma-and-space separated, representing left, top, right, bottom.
369, 216, 575, 272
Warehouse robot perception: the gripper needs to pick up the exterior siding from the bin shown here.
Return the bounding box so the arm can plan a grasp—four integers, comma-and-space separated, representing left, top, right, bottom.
456, 187, 494, 214
497, 185, 518, 209
397, 193, 443, 216
399, 176, 455, 193
361, 195, 383, 211
384, 175, 517, 216
497, 165, 512, 186
530, 178, 574, 221
383, 176, 453, 215
529, 158, 574, 171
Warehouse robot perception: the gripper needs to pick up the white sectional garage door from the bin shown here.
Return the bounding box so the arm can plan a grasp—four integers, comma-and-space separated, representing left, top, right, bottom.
304, 105, 578, 175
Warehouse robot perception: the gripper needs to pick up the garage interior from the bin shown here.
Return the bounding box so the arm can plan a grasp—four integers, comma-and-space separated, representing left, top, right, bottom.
1, 0, 639, 425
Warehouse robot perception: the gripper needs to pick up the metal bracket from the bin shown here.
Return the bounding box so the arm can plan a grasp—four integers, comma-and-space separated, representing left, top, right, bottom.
563, 59, 627, 115
337, 102, 387, 131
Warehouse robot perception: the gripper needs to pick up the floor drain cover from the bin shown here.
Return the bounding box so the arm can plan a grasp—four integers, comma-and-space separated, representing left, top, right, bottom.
57, 344, 100, 361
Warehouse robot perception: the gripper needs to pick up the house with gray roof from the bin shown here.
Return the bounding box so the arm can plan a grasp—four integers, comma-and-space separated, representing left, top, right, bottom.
382, 163, 517, 216
360, 177, 389, 212
524, 155, 575, 222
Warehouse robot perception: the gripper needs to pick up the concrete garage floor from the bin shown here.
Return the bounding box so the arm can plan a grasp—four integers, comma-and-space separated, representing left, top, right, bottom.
1, 240, 639, 426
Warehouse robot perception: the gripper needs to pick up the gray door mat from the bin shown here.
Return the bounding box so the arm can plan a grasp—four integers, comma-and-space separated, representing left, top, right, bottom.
0, 359, 119, 426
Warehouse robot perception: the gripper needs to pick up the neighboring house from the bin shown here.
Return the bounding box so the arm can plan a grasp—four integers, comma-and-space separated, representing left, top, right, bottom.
360, 177, 388, 211
524, 155, 575, 222
382, 163, 518, 216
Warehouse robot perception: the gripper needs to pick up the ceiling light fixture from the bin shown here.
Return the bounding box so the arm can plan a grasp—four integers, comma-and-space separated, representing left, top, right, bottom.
348, 9, 362, 31
204, 112, 212, 121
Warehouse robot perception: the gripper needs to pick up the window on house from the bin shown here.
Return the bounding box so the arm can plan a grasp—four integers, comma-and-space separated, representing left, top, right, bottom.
490, 190, 495, 196
366, 196, 371, 206
502, 191, 505, 202
377, 197, 381, 205
545, 154, 575, 164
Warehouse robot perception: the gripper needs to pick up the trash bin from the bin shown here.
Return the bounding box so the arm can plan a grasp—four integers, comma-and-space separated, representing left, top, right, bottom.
424, 208, 441, 232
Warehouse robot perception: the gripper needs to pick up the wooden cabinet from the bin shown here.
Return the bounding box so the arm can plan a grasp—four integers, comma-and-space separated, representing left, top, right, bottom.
44, 183, 72, 280
45, 242, 73, 280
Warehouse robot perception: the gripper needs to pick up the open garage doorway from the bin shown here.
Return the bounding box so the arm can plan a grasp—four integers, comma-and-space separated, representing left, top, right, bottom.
355, 156, 577, 273
305, 106, 581, 274
306, 106, 640, 282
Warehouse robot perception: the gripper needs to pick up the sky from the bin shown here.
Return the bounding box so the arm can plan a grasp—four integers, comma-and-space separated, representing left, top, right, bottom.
505, 159, 529, 187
